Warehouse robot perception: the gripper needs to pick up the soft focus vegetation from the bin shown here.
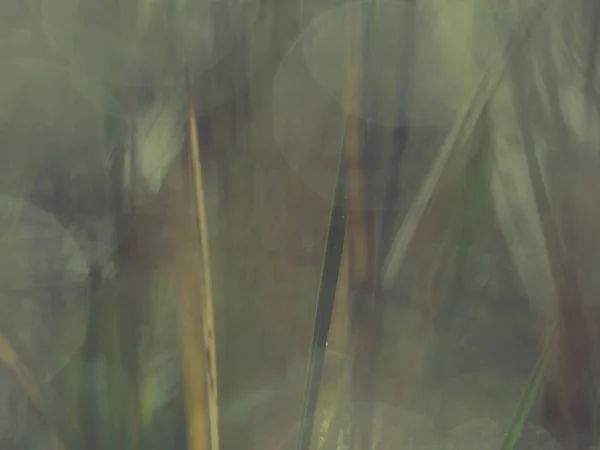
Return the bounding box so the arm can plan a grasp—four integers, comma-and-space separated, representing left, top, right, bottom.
1, 0, 600, 449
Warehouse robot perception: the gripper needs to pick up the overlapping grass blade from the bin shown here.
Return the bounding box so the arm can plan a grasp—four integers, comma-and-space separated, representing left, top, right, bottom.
505, 32, 595, 445
381, 2, 549, 290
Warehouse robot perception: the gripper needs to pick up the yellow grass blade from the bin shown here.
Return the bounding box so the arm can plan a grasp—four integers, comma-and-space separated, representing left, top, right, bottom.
185, 67, 221, 450
176, 251, 210, 450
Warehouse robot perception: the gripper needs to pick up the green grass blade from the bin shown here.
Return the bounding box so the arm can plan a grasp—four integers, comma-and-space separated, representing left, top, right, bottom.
296, 123, 348, 450
500, 334, 553, 450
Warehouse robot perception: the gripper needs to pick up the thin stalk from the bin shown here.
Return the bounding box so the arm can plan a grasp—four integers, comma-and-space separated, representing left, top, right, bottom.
501, 327, 555, 450
176, 251, 210, 450
185, 67, 221, 450
307, 234, 353, 450
296, 143, 348, 450
297, 3, 375, 447
294, 2, 394, 447
340, 4, 381, 449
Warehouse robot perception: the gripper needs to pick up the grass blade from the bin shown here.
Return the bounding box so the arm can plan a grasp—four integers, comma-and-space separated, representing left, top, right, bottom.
507, 41, 595, 446
180, 67, 221, 450
501, 331, 554, 450
175, 251, 210, 450
296, 141, 348, 450
381, 2, 549, 290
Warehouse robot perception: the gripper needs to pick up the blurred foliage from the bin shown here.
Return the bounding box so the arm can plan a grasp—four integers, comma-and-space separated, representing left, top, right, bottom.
1, 0, 600, 450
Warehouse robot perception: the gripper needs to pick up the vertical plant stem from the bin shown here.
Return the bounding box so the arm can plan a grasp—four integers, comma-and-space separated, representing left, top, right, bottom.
185, 68, 221, 450
296, 150, 348, 450
341, 5, 380, 450
501, 329, 554, 450
176, 251, 210, 450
